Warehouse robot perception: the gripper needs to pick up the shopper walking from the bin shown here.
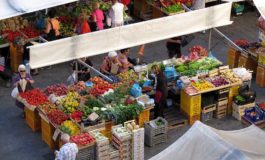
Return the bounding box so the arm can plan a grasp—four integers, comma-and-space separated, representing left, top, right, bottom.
166, 37, 182, 58
55, 134, 78, 160
92, 2, 104, 30
45, 9, 60, 41
108, 0, 124, 27
151, 65, 168, 118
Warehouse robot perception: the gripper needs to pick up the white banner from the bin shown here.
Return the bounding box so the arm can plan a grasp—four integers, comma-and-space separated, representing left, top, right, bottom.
254, 0, 265, 19
29, 3, 233, 69
0, 0, 77, 20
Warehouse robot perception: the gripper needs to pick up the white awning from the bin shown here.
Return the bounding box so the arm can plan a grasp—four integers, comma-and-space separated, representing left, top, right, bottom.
254, 0, 265, 19
29, 2, 233, 69
0, 0, 77, 20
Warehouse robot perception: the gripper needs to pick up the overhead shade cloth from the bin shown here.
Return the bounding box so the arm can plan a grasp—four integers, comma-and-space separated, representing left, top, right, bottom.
149, 121, 265, 160
0, 0, 77, 20
29, 3, 233, 69
254, 0, 265, 19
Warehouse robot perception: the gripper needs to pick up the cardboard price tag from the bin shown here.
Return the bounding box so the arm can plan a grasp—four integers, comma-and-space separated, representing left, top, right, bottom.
53, 128, 61, 141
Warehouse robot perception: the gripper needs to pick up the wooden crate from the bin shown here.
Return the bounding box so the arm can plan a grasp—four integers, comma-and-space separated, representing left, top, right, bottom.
238, 54, 258, 73
232, 102, 255, 114
41, 118, 58, 149
180, 90, 201, 116
164, 108, 187, 129
24, 107, 41, 132
10, 43, 23, 72
232, 111, 243, 121
256, 65, 265, 87
241, 116, 265, 129
201, 104, 216, 113
152, 6, 164, 19
214, 105, 227, 119
227, 47, 240, 68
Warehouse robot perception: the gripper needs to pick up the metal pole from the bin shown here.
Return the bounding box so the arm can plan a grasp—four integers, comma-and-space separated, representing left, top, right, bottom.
208, 29, 212, 51
77, 59, 113, 83
75, 60, 78, 83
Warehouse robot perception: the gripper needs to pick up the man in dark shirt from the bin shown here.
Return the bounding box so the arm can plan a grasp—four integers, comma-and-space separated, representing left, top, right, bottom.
166, 37, 182, 58
152, 65, 168, 118
72, 57, 93, 82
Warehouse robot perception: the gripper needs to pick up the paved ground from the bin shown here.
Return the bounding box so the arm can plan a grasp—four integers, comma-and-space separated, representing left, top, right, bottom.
0, 9, 265, 160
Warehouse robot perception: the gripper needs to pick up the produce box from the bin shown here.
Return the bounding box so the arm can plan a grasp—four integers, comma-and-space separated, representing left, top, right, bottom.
191, 80, 214, 92
76, 142, 96, 160
201, 111, 213, 122
216, 88, 229, 101
256, 65, 265, 87
244, 107, 264, 123
180, 90, 201, 116
232, 102, 255, 115
201, 104, 216, 114
227, 47, 240, 68
24, 107, 41, 132
137, 108, 152, 128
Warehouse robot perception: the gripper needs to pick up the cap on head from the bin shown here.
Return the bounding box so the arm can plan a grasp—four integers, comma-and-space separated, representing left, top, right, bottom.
18, 64, 26, 72
108, 51, 117, 58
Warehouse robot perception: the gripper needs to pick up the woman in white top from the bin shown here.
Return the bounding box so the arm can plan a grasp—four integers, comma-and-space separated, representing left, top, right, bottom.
109, 0, 124, 27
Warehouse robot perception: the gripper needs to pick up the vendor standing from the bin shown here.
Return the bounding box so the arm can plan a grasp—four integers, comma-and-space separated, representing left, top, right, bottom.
108, 0, 124, 27
118, 48, 133, 73
257, 15, 265, 42
12, 65, 34, 116
44, 9, 60, 41
92, 2, 104, 30
166, 37, 182, 58
72, 57, 93, 82
151, 65, 168, 118
100, 51, 122, 75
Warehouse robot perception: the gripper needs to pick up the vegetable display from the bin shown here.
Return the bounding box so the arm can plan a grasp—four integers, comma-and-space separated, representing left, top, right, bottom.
191, 80, 213, 91
71, 110, 83, 122
60, 120, 80, 136
19, 89, 48, 106
38, 102, 57, 114
44, 84, 68, 96
90, 77, 113, 97
60, 91, 81, 114
205, 76, 229, 87
117, 70, 138, 83
163, 4, 183, 14
220, 69, 241, 83
47, 110, 68, 126
70, 133, 95, 147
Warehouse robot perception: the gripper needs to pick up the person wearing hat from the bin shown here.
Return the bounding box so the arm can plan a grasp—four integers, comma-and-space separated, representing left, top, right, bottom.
100, 51, 122, 75
13, 64, 34, 113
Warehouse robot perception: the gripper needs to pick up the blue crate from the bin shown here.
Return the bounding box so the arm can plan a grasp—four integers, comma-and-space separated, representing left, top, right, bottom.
244, 106, 264, 123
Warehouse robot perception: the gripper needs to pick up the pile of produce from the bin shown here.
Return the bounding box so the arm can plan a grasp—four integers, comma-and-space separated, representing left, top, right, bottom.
117, 70, 138, 83
44, 84, 68, 96
191, 80, 213, 91
70, 133, 95, 147
90, 77, 113, 97
99, 1, 112, 11
19, 89, 48, 106
0, 17, 29, 31
38, 102, 57, 114
20, 27, 40, 38
60, 120, 80, 136
184, 86, 198, 94
189, 45, 208, 57
125, 121, 139, 132
60, 91, 81, 114
235, 39, 249, 48
220, 69, 241, 83
205, 76, 229, 87
74, 81, 87, 93
47, 110, 68, 126
71, 110, 83, 122
60, 23, 74, 37
172, 0, 192, 6
83, 96, 105, 116
162, 4, 183, 14
2, 30, 21, 42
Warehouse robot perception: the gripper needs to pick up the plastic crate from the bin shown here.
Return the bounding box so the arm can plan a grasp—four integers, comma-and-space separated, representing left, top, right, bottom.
145, 133, 167, 147
180, 90, 201, 116
145, 117, 168, 137
201, 111, 213, 122
76, 142, 96, 160
138, 109, 151, 127
24, 107, 41, 132
244, 107, 264, 123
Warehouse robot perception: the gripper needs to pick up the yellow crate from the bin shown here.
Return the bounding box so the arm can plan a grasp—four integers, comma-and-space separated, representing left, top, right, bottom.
180, 90, 201, 116
25, 107, 41, 132
181, 109, 200, 125
41, 118, 58, 149
137, 109, 151, 127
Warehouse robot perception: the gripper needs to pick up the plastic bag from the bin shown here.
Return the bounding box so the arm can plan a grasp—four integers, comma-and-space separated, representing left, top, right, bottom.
11, 87, 19, 99
67, 72, 77, 84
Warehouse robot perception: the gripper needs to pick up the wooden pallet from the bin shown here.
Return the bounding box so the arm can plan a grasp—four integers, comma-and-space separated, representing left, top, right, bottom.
214, 107, 227, 119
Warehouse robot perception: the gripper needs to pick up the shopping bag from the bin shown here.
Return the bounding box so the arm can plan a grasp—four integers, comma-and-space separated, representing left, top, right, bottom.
11, 87, 19, 99
67, 72, 77, 84
106, 15, 112, 27
110, 63, 119, 75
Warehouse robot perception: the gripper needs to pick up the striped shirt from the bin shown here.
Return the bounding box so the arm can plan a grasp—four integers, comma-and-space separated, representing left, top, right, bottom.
56, 143, 78, 160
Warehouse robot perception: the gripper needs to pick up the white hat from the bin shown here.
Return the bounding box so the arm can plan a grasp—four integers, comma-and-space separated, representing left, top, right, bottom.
18, 64, 26, 71
108, 51, 117, 58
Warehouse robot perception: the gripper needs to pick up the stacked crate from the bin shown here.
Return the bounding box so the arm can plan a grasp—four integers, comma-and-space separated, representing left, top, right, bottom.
201, 92, 216, 122
112, 125, 132, 160
90, 130, 110, 160
227, 47, 240, 68
232, 102, 256, 120
228, 86, 240, 114
109, 145, 119, 160
144, 117, 168, 147
214, 98, 228, 119
180, 90, 201, 125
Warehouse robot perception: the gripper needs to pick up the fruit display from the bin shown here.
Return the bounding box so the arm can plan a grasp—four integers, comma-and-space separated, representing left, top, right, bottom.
38, 102, 57, 114
60, 120, 80, 136
44, 84, 68, 96
90, 77, 114, 97
205, 76, 229, 87
189, 45, 208, 57
220, 69, 241, 83
258, 103, 265, 111
162, 4, 184, 14
125, 121, 139, 132
60, 91, 81, 114
235, 39, 249, 48
19, 89, 48, 106
184, 86, 198, 94
47, 110, 68, 126
71, 110, 84, 122
0, 17, 29, 31
117, 70, 138, 83
191, 80, 213, 91
60, 23, 74, 37
20, 27, 40, 38
173, 0, 192, 6
70, 133, 95, 147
